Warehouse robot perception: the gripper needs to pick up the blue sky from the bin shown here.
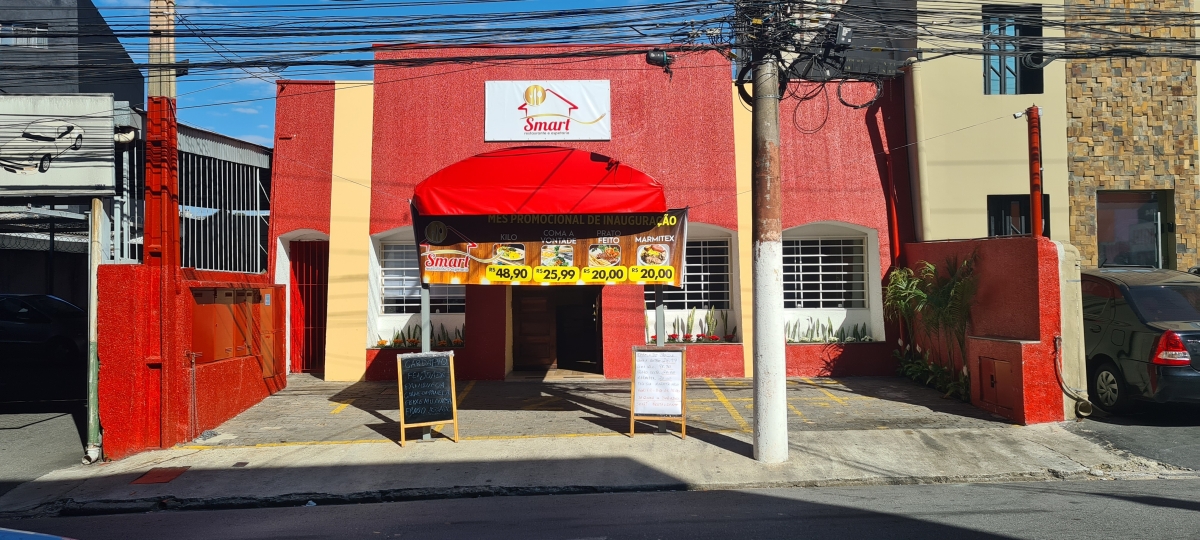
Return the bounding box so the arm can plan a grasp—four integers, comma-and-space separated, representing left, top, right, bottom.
94, 0, 693, 148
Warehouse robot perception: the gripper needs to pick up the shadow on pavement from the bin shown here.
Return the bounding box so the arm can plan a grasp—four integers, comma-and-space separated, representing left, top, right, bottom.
1083, 402, 1200, 427
332, 379, 755, 457
2, 461, 1014, 540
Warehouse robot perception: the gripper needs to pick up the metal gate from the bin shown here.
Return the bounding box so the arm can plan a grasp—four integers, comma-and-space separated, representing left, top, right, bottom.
289, 241, 328, 373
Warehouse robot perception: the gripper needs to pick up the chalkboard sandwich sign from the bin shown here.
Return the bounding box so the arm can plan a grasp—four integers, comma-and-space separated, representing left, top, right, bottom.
629, 346, 686, 438
397, 351, 460, 447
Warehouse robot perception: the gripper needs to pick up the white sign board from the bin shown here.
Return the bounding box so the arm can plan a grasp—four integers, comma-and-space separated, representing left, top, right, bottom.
0, 94, 116, 196
633, 349, 684, 416
485, 80, 611, 141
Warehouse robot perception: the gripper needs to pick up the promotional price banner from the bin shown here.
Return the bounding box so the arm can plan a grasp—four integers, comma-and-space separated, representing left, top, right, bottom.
411, 206, 687, 287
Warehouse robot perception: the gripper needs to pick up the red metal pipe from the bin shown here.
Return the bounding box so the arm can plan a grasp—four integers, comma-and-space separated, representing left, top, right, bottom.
1026, 106, 1043, 238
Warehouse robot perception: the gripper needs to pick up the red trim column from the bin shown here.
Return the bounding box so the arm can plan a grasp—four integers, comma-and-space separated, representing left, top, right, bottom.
145, 96, 181, 446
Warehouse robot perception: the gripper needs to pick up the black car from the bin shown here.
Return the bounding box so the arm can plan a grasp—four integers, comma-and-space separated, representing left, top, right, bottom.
0, 294, 87, 402
1082, 268, 1200, 413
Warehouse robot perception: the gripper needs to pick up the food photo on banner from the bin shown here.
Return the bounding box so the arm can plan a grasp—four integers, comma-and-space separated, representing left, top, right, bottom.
410, 205, 687, 287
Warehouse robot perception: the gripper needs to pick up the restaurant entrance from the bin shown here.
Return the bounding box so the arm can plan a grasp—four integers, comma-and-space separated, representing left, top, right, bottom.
512, 286, 603, 374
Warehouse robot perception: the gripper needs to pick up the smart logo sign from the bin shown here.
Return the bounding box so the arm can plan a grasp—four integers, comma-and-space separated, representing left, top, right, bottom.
485, 80, 611, 141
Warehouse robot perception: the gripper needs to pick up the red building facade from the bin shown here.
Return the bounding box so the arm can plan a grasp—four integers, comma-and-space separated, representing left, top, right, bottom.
269, 45, 914, 382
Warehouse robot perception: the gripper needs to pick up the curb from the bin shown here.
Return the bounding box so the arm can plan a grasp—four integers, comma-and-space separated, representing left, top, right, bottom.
1, 467, 1148, 520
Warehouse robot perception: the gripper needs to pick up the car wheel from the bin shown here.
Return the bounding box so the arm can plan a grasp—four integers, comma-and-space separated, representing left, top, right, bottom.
71, 134, 83, 150
1089, 361, 1132, 414
38, 154, 51, 172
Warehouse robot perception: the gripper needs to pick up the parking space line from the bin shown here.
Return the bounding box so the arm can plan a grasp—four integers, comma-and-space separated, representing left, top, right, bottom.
521, 396, 563, 410
704, 378, 751, 432
330, 399, 355, 414
801, 378, 847, 405
787, 403, 814, 424
457, 380, 477, 405
180, 438, 392, 450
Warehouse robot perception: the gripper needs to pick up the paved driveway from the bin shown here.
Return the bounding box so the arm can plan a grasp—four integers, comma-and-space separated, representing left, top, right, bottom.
1068, 402, 1200, 471
187, 374, 1009, 448
0, 404, 85, 497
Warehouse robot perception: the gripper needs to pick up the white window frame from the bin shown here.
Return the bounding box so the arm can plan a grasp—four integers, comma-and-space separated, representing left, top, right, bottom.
782, 222, 884, 342
644, 239, 733, 311
379, 243, 464, 314
643, 224, 741, 342
368, 227, 465, 348
784, 237, 868, 310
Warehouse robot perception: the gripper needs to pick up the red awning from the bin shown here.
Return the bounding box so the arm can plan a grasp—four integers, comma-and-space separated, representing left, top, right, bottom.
413, 146, 666, 215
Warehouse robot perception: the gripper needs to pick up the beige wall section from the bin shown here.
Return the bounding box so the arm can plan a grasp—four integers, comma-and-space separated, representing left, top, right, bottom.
732, 83, 754, 377
1056, 241, 1087, 420
323, 82, 375, 381
909, 0, 1068, 242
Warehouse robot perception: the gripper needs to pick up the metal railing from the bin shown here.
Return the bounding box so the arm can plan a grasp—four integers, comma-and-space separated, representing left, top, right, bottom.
179, 151, 270, 273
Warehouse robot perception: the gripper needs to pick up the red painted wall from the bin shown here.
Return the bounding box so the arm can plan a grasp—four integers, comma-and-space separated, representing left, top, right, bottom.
367, 46, 743, 379
369, 46, 739, 235
787, 342, 897, 377
268, 47, 915, 381
777, 79, 912, 377
99, 264, 286, 460
97, 264, 159, 456
268, 81, 336, 277
904, 237, 1064, 424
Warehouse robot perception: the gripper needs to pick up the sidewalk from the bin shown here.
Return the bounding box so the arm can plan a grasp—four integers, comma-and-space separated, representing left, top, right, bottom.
0, 376, 1188, 518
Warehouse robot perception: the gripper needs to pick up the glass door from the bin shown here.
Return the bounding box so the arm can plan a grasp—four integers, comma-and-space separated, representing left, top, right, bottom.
1097, 191, 1169, 268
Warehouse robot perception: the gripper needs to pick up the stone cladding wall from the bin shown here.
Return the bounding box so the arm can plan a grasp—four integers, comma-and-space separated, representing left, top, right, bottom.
1065, 0, 1198, 269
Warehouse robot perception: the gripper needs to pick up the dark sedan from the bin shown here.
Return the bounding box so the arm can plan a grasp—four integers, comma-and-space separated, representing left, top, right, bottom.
0, 294, 86, 402
1082, 268, 1200, 413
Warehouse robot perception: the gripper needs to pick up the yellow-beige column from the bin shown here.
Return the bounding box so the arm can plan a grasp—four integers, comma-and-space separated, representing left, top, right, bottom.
733, 83, 755, 377
324, 82, 374, 381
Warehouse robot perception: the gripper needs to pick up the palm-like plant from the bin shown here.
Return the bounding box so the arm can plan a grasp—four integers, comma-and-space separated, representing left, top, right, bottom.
883, 266, 927, 356
884, 252, 978, 400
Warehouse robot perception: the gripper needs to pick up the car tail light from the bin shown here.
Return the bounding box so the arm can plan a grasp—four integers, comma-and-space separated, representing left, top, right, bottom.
1151, 331, 1192, 366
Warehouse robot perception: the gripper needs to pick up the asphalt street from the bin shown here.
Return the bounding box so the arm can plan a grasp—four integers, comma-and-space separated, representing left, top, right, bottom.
6, 478, 1200, 540
1068, 402, 1200, 470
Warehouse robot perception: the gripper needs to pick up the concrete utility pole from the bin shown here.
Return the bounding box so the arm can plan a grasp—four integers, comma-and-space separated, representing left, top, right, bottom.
750, 51, 788, 464
84, 199, 102, 463
1024, 105, 1043, 238
146, 0, 181, 446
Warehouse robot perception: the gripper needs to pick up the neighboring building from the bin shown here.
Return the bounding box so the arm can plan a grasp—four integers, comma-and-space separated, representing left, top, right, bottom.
0, 0, 144, 105
270, 46, 910, 382
0, 0, 280, 460
1065, 0, 1197, 270
905, 0, 1071, 243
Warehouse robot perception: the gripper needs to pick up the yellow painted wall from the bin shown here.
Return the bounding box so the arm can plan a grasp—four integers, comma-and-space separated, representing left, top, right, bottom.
908, 0, 1068, 242
732, 83, 754, 377
323, 82, 375, 381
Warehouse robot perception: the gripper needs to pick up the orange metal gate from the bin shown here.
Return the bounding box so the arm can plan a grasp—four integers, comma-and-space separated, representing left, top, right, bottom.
290, 241, 329, 373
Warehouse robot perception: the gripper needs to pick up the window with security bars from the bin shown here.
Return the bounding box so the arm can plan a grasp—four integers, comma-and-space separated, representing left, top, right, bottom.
643, 240, 731, 310
380, 244, 465, 314
983, 6, 1042, 95
0, 23, 48, 48
783, 238, 866, 309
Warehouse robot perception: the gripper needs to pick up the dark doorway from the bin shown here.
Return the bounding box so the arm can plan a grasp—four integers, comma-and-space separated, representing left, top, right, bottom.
289, 241, 329, 374
512, 286, 603, 374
